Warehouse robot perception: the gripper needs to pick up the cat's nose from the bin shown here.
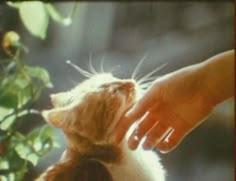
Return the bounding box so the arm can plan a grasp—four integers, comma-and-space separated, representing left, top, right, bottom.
121, 80, 135, 90
111, 80, 135, 90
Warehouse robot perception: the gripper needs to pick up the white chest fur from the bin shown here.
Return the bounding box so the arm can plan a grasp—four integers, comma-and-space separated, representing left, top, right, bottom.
104, 140, 166, 181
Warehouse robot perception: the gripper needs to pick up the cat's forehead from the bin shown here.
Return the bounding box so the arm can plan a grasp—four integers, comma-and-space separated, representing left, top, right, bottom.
50, 73, 136, 108
88, 73, 118, 84
78, 73, 118, 89
67, 73, 117, 97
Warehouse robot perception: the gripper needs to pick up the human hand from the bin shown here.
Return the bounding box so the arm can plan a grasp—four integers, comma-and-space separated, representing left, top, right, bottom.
115, 63, 214, 153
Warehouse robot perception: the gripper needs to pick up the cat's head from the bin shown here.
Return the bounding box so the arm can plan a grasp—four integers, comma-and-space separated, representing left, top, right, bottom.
42, 73, 139, 144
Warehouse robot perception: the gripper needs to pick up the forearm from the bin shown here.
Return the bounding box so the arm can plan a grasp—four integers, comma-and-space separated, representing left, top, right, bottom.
198, 50, 234, 106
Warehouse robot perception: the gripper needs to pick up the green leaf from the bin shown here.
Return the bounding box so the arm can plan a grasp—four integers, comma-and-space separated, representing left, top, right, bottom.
0, 160, 9, 170
0, 107, 14, 119
25, 65, 53, 88
15, 143, 40, 166
0, 74, 33, 108
4, 143, 26, 170
11, 132, 25, 143
6, 2, 21, 9
0, 107, 15, 130
45, 3, 72, 26
17, 85, 33, 108
15, 77, 30, 89
0, 92, 18, 108
27, 125, 59, 156
0, 114, 16, 130
26, 153, 39, 166
19, 1, 49, 39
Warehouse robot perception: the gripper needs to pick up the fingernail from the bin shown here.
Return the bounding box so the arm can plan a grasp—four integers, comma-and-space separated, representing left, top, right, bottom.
159, 150, 169, 154
125, 108, 134, 118
128, 135, 139, 150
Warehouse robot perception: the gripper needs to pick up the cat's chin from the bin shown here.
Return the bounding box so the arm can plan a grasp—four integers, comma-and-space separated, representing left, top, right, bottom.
105, 133, 117, 146
105, 106, 134, 145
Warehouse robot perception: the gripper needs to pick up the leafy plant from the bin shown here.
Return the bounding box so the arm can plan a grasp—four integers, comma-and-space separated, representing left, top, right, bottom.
7, 1, 78, 39
0, 1, 78, 180
0, 30, 56, 181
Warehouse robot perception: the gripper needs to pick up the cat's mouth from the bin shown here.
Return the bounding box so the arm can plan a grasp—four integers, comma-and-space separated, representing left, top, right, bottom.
121, 79, 136, 105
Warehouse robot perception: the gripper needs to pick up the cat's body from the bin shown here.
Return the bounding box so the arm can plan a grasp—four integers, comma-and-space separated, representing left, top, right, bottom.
36, 72, 165, 181
105, 137, 165, 181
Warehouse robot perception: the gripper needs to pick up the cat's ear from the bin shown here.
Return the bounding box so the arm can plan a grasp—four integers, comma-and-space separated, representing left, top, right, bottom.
41, 108, 70, 127
50, 92, 68, 107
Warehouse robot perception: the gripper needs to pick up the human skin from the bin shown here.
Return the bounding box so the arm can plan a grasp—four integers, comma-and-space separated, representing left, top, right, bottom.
115, 50, 234, 153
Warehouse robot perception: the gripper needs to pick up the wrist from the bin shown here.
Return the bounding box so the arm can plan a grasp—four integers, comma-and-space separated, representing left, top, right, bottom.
197, 51, 234, 107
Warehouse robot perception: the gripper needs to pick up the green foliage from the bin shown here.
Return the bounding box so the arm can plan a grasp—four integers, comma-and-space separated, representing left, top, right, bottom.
0, 1, 78, 180
14, 125, 59, 166
25, 66, 53, 88
19, 2, 49, 40
0, 31, 57, 179
7, 1, 78, 39
45, 4, 72, 26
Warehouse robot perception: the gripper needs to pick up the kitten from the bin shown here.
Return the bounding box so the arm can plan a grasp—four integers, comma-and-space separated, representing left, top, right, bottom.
36, 61, 166, 181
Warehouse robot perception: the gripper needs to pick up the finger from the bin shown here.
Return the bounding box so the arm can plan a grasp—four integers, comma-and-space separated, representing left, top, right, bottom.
128, 113, 158, 150
115, 100, 159, 144
125, 90, 159, 122
142, 123, 172, 150
156, 124, 189, 153
115, 87, 161, 144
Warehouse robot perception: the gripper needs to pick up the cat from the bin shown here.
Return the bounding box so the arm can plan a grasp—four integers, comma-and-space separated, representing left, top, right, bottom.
36, 59, 166, 181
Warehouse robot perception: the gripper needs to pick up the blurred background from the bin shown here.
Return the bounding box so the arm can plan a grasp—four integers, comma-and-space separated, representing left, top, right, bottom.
0, 2, 234, 181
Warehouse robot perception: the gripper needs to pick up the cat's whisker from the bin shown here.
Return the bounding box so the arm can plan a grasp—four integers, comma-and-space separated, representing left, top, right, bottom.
139, 79, 156, 89
138, 75, 160, 85
89, 53, 98, 75
69, 79, 79, 87
131, 53, 149, 80
140, 84, 148, 89
111, 65, 121, 74
140, 82, 153, 90
140, 86, 149, 91
66, 60, 92, 78
100, 56, 106, 73
138, 63, 167, 84
140, 82, 157, 91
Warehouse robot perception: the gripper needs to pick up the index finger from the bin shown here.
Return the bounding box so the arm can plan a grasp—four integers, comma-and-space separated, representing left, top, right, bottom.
115, 91, 157, 143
